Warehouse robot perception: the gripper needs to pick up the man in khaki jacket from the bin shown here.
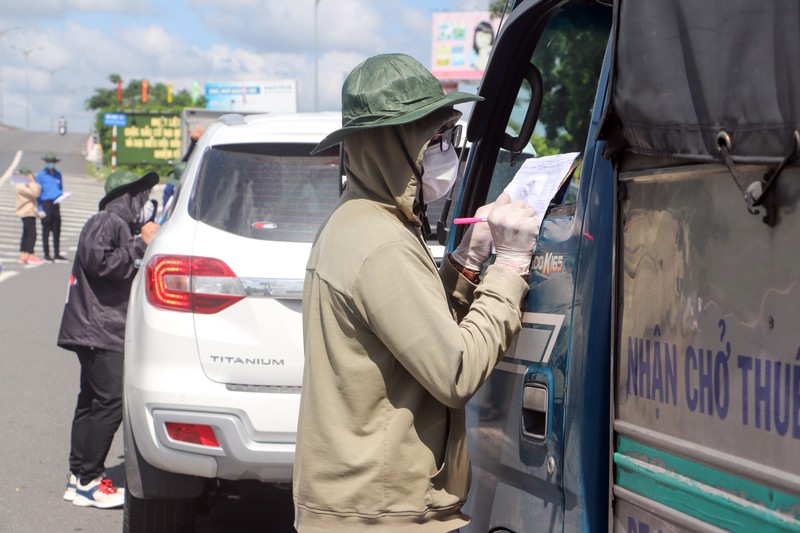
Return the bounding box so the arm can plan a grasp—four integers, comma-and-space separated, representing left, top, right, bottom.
294, 53, 540, 532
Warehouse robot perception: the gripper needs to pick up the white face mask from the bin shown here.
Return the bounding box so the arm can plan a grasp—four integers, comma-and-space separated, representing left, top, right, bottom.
420, 144, 459, 203
137, 199, 157, 225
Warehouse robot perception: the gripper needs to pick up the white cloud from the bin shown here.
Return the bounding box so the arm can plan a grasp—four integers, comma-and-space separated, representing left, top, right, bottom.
0, 0, 478, 132
317, 0, 385, 53
187, 0, 431, 59
1, 0, 148, 18
188, 0, 385, 55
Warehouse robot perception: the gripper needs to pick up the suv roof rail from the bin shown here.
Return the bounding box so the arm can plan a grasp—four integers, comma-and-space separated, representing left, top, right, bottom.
219, 113, 247, 126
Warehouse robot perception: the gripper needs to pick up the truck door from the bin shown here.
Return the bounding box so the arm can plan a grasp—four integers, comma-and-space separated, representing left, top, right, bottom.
456, 1, 613, 531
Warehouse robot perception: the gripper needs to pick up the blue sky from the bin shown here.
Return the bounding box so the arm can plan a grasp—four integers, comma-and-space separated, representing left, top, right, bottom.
0, 0, 489, 133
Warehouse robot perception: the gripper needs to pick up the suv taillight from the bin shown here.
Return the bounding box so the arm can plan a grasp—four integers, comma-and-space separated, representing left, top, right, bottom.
165, 422, 220, 447
145, 255, 245, 314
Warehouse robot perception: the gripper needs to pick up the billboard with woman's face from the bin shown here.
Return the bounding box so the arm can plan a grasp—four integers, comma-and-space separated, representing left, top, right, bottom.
431, 12, 500, 80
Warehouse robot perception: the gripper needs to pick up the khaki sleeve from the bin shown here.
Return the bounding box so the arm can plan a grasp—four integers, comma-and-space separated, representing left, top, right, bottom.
354, 243, 529, 408
439, 253, 479, 322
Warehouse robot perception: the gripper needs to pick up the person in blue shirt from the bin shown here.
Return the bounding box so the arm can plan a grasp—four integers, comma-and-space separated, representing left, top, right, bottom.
36, 151, 66, 261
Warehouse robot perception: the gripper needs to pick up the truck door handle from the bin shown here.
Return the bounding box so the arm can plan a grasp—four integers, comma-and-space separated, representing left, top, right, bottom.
522, 383, 548, 441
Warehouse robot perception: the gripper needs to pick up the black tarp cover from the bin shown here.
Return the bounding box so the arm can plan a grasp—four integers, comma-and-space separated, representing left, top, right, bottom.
598, 0, 800, 164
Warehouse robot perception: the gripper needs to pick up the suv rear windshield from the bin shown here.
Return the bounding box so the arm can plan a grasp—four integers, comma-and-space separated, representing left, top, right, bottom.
190, 143, 341, 243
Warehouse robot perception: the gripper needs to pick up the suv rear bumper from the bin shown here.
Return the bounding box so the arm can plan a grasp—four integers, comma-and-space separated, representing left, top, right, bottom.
125, 382, 299, 483
153, 409, 295, 481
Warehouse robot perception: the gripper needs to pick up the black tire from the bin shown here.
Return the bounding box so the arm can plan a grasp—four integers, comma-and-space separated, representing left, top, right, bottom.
123, 490, 196, 533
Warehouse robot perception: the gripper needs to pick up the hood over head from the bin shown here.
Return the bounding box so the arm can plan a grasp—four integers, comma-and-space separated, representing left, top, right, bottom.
104, 185, 153, 230
342, 106, 461, 224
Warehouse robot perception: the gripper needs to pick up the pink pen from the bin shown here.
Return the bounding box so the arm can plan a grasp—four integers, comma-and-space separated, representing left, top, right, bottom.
453, 217, 488, 225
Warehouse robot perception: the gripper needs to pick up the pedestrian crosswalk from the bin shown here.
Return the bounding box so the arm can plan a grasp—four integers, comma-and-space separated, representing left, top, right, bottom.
0, 173, 104, 272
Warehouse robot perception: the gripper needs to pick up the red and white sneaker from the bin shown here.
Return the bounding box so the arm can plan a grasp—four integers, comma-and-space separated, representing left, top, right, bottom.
72, 477, 125, 509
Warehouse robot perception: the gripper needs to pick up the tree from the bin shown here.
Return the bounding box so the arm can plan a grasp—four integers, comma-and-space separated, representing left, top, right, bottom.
498, 4, 611, 156
532, 6, 610, 155
85, 74, 206, 173
489, 0, 509, 18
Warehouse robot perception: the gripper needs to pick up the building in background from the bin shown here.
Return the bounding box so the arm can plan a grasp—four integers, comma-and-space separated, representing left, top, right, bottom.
431, 11, 499, 119
431, 12, 500, 82
204, 80, 298, 113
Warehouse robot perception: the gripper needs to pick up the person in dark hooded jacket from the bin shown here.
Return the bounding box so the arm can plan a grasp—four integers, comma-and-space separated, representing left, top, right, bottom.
57, 169, 160, 509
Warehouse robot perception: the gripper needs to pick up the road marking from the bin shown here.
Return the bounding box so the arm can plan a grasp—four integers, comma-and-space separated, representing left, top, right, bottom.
0, 270, 19, 283
0, 171, 104, 268
0, 150, 23, 186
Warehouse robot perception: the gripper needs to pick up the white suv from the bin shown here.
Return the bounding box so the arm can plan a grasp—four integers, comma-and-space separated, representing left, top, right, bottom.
123, 112, 342, 531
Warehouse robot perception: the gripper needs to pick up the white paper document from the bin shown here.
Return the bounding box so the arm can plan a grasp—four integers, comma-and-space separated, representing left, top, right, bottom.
54, 192, 73, 204
502, 152, 581, 219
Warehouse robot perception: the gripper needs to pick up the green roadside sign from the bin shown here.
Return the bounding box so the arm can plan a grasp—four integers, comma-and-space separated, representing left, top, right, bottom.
117, 113, 182, 164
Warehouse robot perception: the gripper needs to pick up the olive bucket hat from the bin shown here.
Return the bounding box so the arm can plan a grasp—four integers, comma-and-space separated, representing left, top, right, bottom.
311, 53, 483, 154
99, 169, 159, 210
42, 151, 61, 162
166, 161, 186, 186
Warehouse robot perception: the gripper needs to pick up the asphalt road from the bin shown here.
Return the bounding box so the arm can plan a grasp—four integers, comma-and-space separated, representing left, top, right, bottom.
0, 263, 294, 533
0, 259, 123, 532
0, 129, 295, 532
0, 128, 91, 177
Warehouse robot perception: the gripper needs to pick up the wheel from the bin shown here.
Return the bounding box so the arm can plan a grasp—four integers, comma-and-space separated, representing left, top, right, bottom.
123, 490, 196, 533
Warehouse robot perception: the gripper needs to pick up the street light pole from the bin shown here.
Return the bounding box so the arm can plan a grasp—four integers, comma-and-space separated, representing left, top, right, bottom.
12, 45, 42, 130
314, 0, 320, 112
40, 66, 64, 132
0, 27, 21, 125
63, 84, 87, 131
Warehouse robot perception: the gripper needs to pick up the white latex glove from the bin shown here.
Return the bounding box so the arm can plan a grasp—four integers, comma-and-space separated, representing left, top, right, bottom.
488, 193, 540, 276
451, 203, 493, 270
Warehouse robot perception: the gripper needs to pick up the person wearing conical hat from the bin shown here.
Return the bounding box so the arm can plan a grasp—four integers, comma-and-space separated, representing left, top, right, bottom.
293, 53, 541, 532
57, 169, 160, 509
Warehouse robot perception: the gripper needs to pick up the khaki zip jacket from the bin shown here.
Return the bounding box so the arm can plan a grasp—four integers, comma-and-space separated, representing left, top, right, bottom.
15, 180, 41, 218
294, 108, 529, 533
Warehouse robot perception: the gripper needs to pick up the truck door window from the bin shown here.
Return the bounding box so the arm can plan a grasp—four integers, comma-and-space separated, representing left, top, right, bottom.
486, 3, 611, 212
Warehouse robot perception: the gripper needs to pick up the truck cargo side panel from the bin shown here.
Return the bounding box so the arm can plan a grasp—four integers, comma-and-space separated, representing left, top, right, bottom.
614, 164, 800, 531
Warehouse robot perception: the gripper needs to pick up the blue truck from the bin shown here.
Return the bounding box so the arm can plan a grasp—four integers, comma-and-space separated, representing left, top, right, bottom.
449, 1, 800, 531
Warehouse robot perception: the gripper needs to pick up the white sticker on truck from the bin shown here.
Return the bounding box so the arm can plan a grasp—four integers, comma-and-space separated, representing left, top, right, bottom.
497, 312, 565, 375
